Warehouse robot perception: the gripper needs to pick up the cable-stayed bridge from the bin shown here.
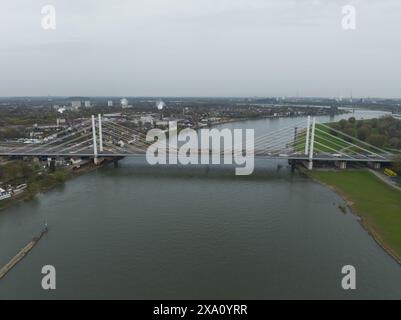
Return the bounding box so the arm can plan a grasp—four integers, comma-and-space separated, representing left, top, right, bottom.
0, 115, 395, 169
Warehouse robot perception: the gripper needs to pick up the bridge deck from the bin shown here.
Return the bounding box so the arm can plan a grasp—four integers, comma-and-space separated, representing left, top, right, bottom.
0, 151, 392, 162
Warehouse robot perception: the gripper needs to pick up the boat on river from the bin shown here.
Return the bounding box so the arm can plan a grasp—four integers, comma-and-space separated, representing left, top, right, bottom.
0, 187, 11, 201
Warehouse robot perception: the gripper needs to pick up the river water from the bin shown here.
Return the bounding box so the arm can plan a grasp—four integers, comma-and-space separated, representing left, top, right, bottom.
0, 109, 401, 299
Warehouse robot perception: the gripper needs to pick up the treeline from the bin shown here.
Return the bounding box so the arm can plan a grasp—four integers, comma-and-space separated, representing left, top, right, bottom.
330, 116, 401, 149
0, 108, 59, 126
0, 161, 67, 199
0, 127, 29, 140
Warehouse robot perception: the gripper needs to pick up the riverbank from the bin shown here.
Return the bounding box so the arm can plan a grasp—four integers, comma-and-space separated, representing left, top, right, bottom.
0, 159, 111, 212
206, 109, 349, 128
307, 169, 401, 265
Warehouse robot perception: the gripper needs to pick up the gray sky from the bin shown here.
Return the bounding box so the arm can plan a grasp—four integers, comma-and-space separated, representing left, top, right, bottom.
0, 0, 400, 98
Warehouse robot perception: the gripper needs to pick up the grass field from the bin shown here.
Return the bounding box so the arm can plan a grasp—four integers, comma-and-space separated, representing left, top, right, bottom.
295, 123, 394, 155
310, 170, 401, 263
295, 124, 355, 154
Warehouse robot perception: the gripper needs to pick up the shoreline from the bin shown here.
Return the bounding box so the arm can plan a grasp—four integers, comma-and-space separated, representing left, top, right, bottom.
304, 168, 401, 266
206, 111, 349, 128
0, 159, 112, 212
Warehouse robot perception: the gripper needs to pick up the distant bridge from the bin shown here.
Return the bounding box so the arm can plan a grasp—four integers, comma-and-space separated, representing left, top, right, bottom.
0, 115, 395, 169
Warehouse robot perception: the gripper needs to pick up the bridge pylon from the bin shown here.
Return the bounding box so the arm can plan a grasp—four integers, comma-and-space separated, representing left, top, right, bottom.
98, 114, 104, 152
305, 115, 310, 156
91, 115, 98, 163
308, 117, 316, 170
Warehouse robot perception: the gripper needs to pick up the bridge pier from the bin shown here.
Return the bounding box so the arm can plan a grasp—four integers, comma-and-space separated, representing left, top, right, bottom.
368, 162, 381, 169
47, 157, 56, 171
288, 159, 297, 172
93, 156, 106, 166
308, 160, 313, 170
113, 158, 119, 168
335, 161, 347, 169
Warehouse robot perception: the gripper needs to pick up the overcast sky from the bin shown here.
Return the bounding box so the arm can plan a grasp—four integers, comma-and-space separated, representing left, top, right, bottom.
0, 0, 400, 98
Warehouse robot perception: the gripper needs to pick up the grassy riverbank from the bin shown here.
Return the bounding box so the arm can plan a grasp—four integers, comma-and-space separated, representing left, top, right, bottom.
309, 169, 401, 263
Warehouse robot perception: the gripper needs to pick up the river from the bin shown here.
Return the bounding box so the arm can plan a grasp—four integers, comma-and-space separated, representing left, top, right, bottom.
1, 109, 401, 299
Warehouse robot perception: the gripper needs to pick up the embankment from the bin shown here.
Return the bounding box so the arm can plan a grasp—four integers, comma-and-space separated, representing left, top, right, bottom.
306, 169, 401, 265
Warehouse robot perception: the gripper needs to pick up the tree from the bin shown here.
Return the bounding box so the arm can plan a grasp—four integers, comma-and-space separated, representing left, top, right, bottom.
348, 117, 356, 124
49, 159, 56, 172
3, 162, 23, 182
54, 171, 67, 183
21, 162, 34, 180
356, 126, 371, 141
367, 134, 386, 148
0, 127, 26, 140
389, 137, 401, 149
392, 155, 401, 174
339, 119, 347, 129
343, 127, 355, 142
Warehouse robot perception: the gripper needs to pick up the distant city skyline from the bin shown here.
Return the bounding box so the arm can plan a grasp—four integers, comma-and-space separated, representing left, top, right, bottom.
1, 0, 400, 98
1, 95, 400, 101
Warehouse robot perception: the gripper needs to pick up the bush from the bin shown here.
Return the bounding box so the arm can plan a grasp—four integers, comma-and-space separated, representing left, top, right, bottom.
0, 161, 34, 183
356, 126, 371, 141
389, 137, 401, 149
339, 119, 347, 129
343, 127, 355, 142
26, 181, 40, 199
54, 171, 67, 183
367, 134, 386, 148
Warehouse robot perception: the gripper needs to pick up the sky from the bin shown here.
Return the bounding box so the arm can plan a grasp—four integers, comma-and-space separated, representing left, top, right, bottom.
0, 0, 400, 98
